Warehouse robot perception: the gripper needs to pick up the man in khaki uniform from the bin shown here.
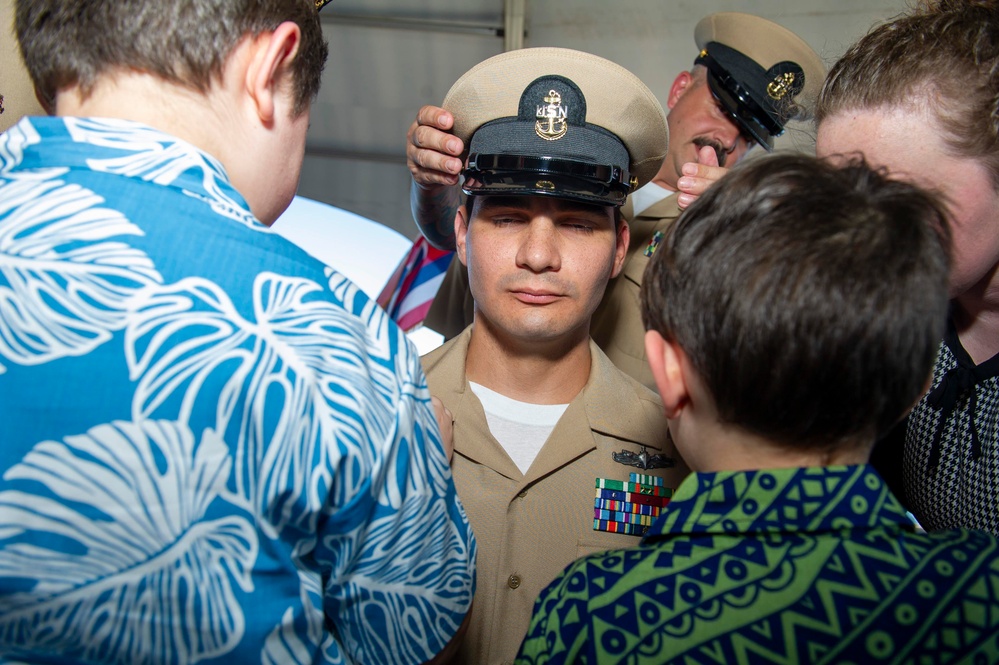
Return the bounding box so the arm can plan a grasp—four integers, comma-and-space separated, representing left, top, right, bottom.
1, 0, 45, 133
408, 13, 825, 389
422, 47, 688, 663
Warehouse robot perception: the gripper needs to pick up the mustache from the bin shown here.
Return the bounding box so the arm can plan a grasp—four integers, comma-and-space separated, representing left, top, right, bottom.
693, 137, 729, 167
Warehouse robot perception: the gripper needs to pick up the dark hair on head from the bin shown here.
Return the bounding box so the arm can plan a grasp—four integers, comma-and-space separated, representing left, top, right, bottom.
16, 0, 328, 115
641, 153, 951, 450
816, 0, 999, 185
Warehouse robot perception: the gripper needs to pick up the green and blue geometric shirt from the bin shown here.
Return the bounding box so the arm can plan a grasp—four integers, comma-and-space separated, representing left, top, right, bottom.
517, 465, 999, 664
0, 116, 475, 664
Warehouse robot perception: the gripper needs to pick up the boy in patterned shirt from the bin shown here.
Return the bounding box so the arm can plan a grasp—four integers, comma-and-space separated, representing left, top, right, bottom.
516, 154, 999, 664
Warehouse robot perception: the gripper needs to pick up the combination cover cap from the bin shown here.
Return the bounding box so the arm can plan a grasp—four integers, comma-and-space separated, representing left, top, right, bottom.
694, 12, 826, 150
443, 47, 669, 207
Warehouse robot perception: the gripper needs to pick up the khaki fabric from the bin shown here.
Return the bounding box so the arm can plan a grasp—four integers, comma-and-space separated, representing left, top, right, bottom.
1, 0, 45, 132
423, 255, 474, 342
590, 194, 681, 390
424, 194, 682, 391
423, 328, 689, 665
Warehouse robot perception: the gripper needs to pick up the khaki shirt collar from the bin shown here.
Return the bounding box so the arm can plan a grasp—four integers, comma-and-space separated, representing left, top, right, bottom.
422, 327, 668, 485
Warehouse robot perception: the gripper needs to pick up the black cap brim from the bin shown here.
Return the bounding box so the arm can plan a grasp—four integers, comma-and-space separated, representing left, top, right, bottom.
461, 116, 633, 206
698, 49, 782, 151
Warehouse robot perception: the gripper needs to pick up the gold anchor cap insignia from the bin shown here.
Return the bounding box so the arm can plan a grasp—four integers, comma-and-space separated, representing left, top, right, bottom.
767, 72, 797, 101
535, 89, 568, 141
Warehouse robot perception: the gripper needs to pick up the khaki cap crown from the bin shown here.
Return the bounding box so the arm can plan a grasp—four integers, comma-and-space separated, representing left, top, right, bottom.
696, 12, 826, 118
443, 47, 669, 193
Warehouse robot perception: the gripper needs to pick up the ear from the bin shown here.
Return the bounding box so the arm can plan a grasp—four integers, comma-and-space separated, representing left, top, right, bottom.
644, 330, 690, 418
245, 21, 302, 124
610, 218, 629, 278
454, 205, 470, 267
667, 71, 693, 111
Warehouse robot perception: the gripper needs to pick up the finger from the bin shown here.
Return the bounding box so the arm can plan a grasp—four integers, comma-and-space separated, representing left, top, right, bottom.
409, 147, 463, 181
416, 104, 454, 131
697, 144, 719, 168
412, 124, 464, 157
409, 165, 461, 187
678, 191, 699, 210
430, 396, 455, 462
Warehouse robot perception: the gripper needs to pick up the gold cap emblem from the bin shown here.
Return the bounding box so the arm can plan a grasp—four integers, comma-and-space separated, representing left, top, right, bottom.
535, 90, 568, 141
767, 72, 797, 101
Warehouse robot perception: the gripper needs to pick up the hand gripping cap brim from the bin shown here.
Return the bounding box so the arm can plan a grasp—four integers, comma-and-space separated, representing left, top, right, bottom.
443, 47, 669, 206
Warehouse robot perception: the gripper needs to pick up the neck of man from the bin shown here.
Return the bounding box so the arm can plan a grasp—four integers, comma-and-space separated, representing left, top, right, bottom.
464, 319, 592, 405
55, 70, 233, 163
952, 265, 999, 364
648, 142, 684, 192
679, 416, 873, 473
649, 166, 679, 192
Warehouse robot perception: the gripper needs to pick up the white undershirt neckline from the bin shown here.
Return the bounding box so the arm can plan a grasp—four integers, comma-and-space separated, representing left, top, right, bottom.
468, 381, 569, 475
629, 182, 675, 217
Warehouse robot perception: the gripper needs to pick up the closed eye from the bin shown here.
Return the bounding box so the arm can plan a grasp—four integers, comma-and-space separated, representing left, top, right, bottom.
491, 216, 524, 226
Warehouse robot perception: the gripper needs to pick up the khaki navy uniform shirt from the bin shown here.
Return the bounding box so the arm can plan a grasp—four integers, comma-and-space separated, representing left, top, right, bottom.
422, 327, 689, 664
423, 195, 681, 390
590, 195, 680, 390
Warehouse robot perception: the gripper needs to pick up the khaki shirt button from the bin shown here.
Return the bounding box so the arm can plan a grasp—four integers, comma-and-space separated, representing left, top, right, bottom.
508, 574, 521, 589
517, 490, 528, 498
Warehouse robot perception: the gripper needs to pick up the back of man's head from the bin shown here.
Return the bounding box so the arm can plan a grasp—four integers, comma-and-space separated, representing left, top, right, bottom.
641, 154, 951, 449
14, 0, 328, 114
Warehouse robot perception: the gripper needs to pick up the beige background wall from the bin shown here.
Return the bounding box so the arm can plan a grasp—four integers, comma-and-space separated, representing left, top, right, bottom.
299, 0, 913, 239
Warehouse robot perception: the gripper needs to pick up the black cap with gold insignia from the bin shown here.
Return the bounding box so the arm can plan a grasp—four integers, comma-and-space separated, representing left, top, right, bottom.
694, 12, 826, 151
443, 47, 669, 208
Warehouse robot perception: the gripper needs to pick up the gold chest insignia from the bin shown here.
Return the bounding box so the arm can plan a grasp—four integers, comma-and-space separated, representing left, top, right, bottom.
535, 90, 568, 141
767, 72, 797, 101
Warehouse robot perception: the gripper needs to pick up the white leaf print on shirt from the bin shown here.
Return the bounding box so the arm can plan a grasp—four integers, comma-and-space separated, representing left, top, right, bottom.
0, 177, 162, 373
0, 420, 257, 665
126, 273, 473, 664
0, 117, 46, 173
66, 118, 260, 228
126, 273, 401, 534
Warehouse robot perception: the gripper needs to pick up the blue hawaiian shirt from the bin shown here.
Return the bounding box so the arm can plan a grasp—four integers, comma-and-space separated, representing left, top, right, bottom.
517, 465, 999, 664
0, 116, 475, 665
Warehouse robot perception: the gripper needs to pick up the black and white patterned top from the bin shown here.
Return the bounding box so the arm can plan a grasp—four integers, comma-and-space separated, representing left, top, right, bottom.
902, 321, 999, 535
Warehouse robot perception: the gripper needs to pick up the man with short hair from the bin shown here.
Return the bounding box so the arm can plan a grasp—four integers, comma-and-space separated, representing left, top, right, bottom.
516, 153, 999, 664
422, 47, 688, 663
0, 1, 474, 663
407, 13, 825, 388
